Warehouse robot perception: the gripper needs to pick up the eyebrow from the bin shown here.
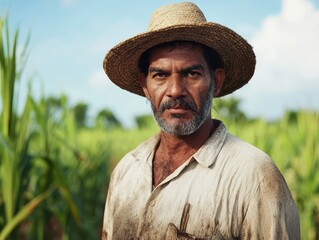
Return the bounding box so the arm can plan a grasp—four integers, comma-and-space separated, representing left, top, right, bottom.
180, 64, 205, 74
149, 64, 205, 74
149, 67, 167, 73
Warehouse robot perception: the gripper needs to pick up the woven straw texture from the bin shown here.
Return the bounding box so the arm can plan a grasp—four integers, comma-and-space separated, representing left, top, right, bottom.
103, 2, 256, 97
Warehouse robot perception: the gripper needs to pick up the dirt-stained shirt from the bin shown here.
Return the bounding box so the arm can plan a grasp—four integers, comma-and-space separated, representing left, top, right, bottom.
102, 121, 300, 240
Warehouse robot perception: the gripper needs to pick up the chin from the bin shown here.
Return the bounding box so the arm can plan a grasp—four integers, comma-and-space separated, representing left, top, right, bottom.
158, 117, 203, 136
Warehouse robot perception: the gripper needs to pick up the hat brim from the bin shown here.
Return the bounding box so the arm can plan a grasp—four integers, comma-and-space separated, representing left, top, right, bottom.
103, 22, 256, 97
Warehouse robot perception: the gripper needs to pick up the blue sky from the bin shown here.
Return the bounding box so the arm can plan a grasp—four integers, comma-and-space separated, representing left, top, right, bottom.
1, 0, 319, 127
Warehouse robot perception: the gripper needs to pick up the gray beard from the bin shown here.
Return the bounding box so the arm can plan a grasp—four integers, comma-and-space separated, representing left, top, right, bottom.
150, 83, 214, 136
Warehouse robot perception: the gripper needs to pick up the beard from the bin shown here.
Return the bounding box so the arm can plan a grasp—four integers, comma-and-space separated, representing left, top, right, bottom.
150, 82, 214, 136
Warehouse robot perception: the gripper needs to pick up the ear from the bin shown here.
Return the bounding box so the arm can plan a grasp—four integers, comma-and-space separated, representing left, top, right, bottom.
213, 69, 225, 97
139, 73, 151, 100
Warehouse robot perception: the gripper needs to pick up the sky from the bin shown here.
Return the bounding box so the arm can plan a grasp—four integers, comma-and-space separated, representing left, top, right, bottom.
1, 0, 319, 127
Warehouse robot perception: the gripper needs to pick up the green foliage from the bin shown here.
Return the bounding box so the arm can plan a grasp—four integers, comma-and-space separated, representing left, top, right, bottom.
73, 102, 88, 128
135, 114, 156, 129
0, 18, 110, 239
25, 95, 111, 239
80, 124, 158, 169
213, 96, 247, 124
95, 108, 122, 129
0, 17, 50, 240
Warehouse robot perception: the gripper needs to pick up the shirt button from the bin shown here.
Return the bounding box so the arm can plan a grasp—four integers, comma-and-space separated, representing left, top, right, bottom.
149, 200, 155, 207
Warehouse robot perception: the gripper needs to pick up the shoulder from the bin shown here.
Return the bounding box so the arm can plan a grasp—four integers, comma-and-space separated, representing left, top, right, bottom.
224, 133, 271, 161
222, 134, 297, 207
110, 134, 159, 181
221, 134, 299, 233
202, 122, 278, 184
221, 133, 276, 175
217, 133, 290, 201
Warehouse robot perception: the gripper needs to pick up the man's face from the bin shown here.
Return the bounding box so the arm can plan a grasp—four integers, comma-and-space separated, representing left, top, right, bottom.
140, 44, 217, 136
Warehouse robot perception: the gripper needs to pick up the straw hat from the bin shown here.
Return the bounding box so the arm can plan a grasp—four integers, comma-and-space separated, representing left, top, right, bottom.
103, 2, 256, 97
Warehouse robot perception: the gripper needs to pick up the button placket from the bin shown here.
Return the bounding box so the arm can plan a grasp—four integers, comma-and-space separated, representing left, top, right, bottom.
137, 185, 162, 237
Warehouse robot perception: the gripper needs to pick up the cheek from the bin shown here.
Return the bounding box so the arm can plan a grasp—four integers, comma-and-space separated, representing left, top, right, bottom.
147, 83, 167, 103
193, 83, 212, 106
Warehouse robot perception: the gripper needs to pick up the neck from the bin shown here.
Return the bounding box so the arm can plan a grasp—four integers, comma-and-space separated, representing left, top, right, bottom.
158, 117, 214, 155
152, 117, 215, 187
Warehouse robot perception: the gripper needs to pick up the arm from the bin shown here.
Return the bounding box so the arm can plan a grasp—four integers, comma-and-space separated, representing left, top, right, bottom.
101, 171, 117, 240
241, 169, 300, 239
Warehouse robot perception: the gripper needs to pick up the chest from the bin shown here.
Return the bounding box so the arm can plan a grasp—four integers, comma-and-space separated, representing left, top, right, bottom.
110, 160, 250, 239
152, 148, 196, 187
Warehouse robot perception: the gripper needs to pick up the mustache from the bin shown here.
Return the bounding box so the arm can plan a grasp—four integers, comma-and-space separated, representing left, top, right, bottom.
158, 98, 197, 114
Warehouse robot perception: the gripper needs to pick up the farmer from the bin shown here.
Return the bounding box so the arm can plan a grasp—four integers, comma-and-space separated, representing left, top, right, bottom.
102, 2, 300, 239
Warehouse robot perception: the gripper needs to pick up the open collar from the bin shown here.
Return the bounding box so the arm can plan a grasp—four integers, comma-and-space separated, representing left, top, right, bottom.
131, 120, 228, 169
192, 120, 227, 168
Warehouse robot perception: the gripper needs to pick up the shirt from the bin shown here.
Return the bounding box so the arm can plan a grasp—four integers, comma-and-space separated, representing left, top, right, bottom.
102, 120, 300, 239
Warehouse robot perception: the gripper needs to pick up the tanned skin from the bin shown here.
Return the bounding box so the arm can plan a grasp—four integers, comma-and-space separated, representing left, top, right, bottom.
139, 45, 224, 187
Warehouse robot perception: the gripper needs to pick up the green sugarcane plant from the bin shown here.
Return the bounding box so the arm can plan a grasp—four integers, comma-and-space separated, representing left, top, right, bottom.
0, 18, 82, 239
0, 18, 55, 239
0, 17, 36, 239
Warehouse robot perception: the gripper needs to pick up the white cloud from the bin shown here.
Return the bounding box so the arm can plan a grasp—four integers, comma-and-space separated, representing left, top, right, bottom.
237, 0, 319, 118
252, 0, 319, 92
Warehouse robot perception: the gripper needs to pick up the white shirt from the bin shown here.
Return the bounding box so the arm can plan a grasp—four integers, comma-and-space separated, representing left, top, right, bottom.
102, 121, 300, 239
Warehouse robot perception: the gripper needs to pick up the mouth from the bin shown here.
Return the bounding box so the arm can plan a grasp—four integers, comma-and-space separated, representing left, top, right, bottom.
166, 105, 192, 114
167, 107, 190, 115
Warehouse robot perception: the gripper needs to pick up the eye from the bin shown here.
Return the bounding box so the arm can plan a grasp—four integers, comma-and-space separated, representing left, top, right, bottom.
185, 71, 201, 78
152, 72, 167, 79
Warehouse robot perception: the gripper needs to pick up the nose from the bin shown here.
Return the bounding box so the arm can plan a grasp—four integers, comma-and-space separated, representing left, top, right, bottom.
166, 74, 186, 99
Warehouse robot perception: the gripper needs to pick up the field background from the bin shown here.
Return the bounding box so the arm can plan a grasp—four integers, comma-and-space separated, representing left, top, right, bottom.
1, 18, 319, 240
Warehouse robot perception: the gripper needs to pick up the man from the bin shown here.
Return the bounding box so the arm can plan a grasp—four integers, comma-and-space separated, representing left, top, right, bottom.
102, 2, 300, 239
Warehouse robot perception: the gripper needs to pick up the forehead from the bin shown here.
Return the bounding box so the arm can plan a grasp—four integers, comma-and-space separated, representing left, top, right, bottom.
148, 43, 207, 66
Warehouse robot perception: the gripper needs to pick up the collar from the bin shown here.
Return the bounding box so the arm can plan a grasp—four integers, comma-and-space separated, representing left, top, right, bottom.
192, 120, 227, 168
131, 120, 228, 168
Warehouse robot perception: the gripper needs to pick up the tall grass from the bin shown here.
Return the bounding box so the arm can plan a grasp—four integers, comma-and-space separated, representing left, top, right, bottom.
0, 18, 84, 239
0, 17, 48, 239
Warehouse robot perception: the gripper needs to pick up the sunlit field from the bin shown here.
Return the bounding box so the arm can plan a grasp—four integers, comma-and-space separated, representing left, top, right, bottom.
1, 18, 318, 240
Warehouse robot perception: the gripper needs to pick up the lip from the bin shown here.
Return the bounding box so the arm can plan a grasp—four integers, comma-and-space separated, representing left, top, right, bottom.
167, 107, 190, 114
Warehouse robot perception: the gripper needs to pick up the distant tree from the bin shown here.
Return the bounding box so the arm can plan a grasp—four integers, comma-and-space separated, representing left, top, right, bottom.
284, 110, 299, 124
212, 97, 247, 122
135, 114, 155, 129
46, 95, 64, 121
74, 102, 88, 128
95, 108, 122, 129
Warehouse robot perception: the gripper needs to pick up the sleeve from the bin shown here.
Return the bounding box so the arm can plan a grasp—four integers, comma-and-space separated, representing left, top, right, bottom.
102, 170, 117, 240
240, 169, 300, 240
